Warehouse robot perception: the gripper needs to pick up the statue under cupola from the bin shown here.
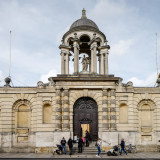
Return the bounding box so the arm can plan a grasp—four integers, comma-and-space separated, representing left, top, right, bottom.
59, 9, 110, 75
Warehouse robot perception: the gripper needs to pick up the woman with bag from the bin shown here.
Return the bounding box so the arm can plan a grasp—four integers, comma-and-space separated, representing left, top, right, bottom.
96, 138, 102, 158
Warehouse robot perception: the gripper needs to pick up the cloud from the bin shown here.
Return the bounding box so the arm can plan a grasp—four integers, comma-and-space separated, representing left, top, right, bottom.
40, 69, 58, 83
111, 39, 135, 55
127, 72, 157, 87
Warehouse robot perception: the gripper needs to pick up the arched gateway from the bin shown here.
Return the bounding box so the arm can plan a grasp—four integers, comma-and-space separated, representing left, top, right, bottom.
73, 97, 98, 140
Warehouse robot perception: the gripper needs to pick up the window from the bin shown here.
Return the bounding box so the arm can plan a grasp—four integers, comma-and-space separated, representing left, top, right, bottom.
17, 105, 30, 128
43, 104, 52, 123
119, 104, 128, 124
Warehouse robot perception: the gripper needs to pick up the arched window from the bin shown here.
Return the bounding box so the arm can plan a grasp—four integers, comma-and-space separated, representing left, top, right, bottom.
119, 104, 128, 124
17, 105, 30, 128
141, 104, 152, 127
43, 104, 52, 124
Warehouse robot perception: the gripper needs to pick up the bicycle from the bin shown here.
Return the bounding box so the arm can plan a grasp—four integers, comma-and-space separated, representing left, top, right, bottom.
126, 144, 137, 153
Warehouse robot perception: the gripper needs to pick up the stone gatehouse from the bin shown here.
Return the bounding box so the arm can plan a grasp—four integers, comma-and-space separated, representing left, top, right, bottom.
0, 9, 160, 153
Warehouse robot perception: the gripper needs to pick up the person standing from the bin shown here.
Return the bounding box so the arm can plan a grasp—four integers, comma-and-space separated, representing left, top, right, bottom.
68, 137, 73, 155
61, 137, 66, 155
120, 138, 127, 155
78, 137, 83, 153
96, 138, 102, 158
85, 130, 90, 147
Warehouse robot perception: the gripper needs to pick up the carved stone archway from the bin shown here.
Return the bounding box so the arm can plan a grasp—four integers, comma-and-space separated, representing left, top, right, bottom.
73, 97, 98, 140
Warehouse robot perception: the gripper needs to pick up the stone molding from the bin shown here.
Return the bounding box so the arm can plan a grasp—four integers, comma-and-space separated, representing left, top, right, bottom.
63, 90, 69, 96
13, 99, 32, 110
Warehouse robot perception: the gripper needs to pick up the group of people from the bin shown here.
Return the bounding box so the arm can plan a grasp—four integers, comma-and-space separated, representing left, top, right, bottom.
96, 138, 127, 158
56, 134, 127, 157
57, 131, 91, 155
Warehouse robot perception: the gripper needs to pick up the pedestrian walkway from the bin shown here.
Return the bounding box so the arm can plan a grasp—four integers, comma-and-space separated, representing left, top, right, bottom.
0, 152, 160, 159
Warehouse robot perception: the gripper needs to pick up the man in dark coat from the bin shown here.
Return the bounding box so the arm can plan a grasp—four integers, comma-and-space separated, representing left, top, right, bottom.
78, 137, 83, 153
68, 138, 73, 155
85, 130, 90, 147
61, 137, 66, 154
120, 138, 127, 155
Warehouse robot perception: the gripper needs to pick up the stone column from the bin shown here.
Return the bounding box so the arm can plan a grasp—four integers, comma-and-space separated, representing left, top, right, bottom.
61, 52, 65, 74
55, 88, 62, 131
73, 41, 79, 74
91, 42, 97, 73
65, 52, 69, 74
102, 89, 109, 131
98, 54, 101, 74
110, 89, 116, 130
100, 52, 104, 75
62, 89, 70, 131
104, 51, 108, 75
91, 48, 94, 72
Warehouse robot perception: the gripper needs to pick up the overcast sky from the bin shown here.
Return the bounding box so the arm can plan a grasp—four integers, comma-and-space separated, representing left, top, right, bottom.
0, 0, 160, 87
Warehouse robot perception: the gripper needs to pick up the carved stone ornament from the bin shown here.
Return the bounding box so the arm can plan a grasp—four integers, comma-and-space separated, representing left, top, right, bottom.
37, 81, 44, 88
74, 97, 97, 113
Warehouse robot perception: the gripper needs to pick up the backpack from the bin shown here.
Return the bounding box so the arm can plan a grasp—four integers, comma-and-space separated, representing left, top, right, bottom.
95, 142, 98, 146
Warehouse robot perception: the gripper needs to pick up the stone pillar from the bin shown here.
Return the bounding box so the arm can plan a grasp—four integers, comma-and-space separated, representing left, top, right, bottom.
73, 41, 79, 74
104, 51, 108, 75
98, 54, 101, 74
65, 52, 69, 74
55, 88, 62, 131
62, 89, 70, 131
110, 89, 116, 130
100, 52, 104, 75
102, 89, 108, 131
91, 42, 97, 73
61, 52, 65, 74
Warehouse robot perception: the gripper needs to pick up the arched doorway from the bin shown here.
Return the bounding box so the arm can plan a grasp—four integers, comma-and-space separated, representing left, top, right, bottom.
73, 97, 98, 140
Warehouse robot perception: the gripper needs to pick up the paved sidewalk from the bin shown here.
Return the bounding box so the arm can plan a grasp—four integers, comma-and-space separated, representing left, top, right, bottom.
0, 152, 160, 159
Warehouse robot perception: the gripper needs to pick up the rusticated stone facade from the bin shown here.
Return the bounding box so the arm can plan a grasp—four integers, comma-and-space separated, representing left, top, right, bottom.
0, 9, 160, 153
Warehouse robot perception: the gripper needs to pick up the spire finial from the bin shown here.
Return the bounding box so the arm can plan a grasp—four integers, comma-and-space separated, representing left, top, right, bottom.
81, 8, 87, 19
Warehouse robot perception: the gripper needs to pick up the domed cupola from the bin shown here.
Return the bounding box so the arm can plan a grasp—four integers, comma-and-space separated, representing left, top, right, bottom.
69, 9, 99, 31
59, 9, 110, 76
